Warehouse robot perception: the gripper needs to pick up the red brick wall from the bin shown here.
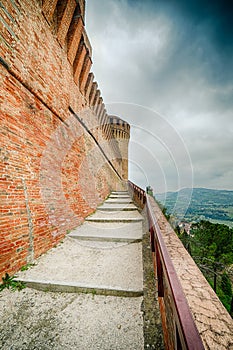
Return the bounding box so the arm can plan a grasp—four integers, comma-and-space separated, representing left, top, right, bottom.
0, 0, 125, 279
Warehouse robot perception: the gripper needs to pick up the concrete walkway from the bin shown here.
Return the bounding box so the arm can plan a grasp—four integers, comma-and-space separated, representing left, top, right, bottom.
6, 191, 145, 349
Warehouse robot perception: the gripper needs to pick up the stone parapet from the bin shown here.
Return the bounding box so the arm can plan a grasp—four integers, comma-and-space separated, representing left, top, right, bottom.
147, 196, 233, 350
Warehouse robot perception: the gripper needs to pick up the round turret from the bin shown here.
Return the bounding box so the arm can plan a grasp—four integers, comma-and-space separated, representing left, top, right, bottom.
109, 115, 130, 180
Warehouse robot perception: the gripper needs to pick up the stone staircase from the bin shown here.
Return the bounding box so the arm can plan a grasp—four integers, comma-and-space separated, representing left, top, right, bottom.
14, 191, 145, 349
17, 191, 144, 295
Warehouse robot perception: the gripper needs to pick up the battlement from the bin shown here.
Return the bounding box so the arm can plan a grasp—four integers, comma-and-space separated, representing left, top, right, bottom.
109, 115, 130, 140
0, 0, 123, 147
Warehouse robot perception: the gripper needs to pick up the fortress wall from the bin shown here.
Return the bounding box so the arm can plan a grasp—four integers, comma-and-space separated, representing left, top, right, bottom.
0, 0, 125, 279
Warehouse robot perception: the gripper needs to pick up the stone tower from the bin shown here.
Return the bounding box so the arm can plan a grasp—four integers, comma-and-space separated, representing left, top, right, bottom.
110, 116, 130, 180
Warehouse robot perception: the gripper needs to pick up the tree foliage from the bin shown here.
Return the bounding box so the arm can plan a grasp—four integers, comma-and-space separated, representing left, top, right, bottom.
176, 220, 233, 316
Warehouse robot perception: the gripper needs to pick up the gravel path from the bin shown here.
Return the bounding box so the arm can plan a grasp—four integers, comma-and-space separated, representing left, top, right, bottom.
0, 288, 143, 350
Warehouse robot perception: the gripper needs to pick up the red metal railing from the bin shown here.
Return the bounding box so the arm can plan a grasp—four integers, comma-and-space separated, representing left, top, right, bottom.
128, 180, 204, 350
128, 180, 146, 208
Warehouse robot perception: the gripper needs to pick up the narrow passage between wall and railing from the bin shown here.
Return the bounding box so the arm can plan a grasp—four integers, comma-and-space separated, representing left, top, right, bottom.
128, 180, 205, 350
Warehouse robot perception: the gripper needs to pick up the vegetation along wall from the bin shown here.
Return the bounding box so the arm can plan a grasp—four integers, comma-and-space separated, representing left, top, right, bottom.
0, 0, 129, 279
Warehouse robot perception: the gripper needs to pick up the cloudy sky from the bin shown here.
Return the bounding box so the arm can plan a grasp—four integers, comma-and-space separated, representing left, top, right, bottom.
85, 0, 233, 193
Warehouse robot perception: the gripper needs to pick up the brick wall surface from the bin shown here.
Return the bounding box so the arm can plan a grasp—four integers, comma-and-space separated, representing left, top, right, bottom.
0, 0, 126, 279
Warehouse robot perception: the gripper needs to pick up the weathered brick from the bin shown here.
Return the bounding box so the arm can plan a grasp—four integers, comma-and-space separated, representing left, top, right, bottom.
42, 0, 59, 22
89, 81, 98, 106
73, 42, 87, 85
79, 55, 92, 94
67, 13, 83, 64
0, 0, 128, 281
57, 0, 76, 46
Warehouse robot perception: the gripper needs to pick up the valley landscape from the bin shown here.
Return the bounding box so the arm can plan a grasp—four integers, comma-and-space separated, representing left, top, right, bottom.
156, 188, 233, 226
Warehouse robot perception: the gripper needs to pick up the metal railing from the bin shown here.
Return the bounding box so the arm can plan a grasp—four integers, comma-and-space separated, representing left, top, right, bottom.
128, 180, 205, 350
128, 180, 146, 208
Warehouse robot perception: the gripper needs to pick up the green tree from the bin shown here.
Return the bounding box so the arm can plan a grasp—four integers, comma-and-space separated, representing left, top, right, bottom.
190, 221, 233, 271
177, 228, 191, 254
221, 273, 232, 298
179, 220, 233, 316
218, 273, 233, 313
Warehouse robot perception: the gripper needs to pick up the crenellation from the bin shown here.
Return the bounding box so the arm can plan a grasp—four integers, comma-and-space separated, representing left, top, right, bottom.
98, 103, 105, 123
57, 0, 76, 46
77, 0, 85, 24
79, 54, 92, 94
84, 72, 94, 99
82, 27, 92, 57
67, 11, 83, 64
96, 97, 103, 117
56, 0, 67, 31
73, 39, 86, 84
92, 89, 100, 111
104, 124, 109, 140
42, 0, 58, 23
103, 114, 110, 139
89, 81, 98, 106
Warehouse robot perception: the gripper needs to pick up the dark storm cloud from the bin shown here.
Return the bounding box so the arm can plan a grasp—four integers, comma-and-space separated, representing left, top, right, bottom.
138, 0, 233, 89
169, 0, 233, 48
135, 0, 233, 87
128, 0, 233, 51
86, 0, 233, 191
165, 0, 233, 83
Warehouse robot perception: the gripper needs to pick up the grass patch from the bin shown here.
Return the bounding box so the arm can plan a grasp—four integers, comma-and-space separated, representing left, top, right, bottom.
0, 273, 26, 292
21, 263, 35, 271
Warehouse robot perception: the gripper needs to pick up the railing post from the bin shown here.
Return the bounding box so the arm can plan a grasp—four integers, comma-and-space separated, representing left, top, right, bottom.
156, 243, 164, 298
149, 225, 155, 253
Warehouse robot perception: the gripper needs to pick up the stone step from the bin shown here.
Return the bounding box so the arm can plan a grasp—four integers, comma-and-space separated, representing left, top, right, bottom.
111, 191, 129, 195
105, 198, 133, 204
15, 279, 143, 297
85, 210, 143, 223
69, 221, 143, 242
16, 238, 143, 296
86, 215, 142, 223
97, 203, 137, 211
109, 195, 131, 199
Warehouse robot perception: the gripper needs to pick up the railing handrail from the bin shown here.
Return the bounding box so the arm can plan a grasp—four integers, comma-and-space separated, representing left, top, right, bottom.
128, 180, 204, 350
128, 180, 146, 208
146, 195, 204, 350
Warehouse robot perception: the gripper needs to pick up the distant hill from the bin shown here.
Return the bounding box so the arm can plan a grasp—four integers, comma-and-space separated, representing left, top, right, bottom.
155, 188, 233, 225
